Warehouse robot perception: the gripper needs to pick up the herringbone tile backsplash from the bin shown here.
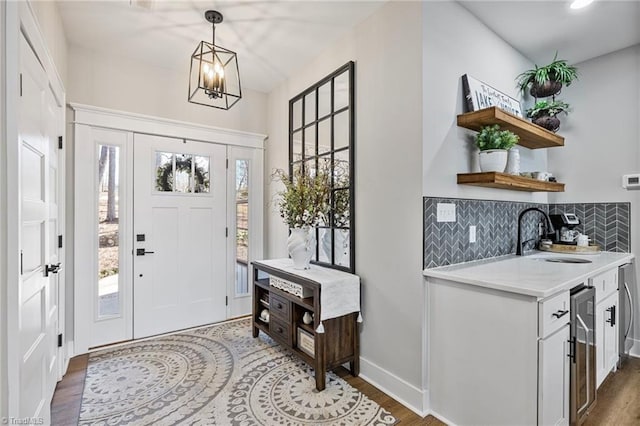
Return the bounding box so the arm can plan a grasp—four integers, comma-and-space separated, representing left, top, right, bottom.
424, 198, 631, 269
549, 203, 630, 253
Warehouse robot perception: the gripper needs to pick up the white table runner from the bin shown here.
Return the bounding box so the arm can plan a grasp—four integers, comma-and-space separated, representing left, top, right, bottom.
257, 258, 361, 332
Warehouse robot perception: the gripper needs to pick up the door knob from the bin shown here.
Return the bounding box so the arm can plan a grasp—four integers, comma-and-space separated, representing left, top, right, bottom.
44, 263, 61, 277
136, 248, 155, 256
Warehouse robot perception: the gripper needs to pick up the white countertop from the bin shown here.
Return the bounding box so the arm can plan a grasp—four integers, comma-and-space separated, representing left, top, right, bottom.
423, 251, 635, 299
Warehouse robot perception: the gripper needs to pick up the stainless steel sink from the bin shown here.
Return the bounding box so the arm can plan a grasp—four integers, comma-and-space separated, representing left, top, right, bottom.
543, 257, 592, 264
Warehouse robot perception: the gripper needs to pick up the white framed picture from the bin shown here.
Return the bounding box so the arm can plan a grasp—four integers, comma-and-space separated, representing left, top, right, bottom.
462, 74, 523, 117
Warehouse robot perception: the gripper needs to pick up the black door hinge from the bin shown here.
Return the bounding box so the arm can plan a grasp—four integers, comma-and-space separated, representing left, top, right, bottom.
58, 235, 63, 248
226, 296, 228, 306
226, 158, 229, 169
57, 333, 63, 347
226, 227, 228, 238
19, 73, 23, 97
58, 136, 63, 149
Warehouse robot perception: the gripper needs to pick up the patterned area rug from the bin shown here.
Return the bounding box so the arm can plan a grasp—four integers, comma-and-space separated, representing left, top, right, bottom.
79, 318, 397, 425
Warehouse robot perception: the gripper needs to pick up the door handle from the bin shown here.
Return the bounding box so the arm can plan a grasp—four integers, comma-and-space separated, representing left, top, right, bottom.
44, 263, 61, 277
136, 249, 155, 256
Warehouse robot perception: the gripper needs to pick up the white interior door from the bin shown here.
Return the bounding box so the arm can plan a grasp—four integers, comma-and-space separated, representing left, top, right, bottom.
45, 81, 64, 382
18, 32, 57, 422
133, 134, 227, 338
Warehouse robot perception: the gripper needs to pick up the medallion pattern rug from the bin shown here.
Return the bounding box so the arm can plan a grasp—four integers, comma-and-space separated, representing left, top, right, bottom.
79, 318, 396, 425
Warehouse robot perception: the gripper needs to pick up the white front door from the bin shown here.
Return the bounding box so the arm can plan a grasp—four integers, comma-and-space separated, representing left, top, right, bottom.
18, 33, 58, 421
133, 134, 227, 338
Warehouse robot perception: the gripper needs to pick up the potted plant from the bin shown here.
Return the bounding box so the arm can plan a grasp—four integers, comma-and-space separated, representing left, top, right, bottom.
272, 162, 330, 269
526, 100, 570, 133
475, 124, 520, 172
516, 53, 578, 98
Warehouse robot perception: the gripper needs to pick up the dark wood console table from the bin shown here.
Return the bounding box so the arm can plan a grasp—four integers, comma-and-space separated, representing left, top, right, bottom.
252, 259, 361, 391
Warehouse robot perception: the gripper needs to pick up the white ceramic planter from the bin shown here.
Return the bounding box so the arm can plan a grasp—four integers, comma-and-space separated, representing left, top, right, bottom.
479, 149, 508, 173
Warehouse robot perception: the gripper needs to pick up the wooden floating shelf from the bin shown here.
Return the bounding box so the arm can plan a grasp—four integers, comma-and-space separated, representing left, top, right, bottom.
457, 106, 564, 149
457, 172, 565, 192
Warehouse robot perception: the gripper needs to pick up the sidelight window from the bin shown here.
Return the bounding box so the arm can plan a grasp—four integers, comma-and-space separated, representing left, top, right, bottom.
235, 159, 250, 296
97, 144, 121, 318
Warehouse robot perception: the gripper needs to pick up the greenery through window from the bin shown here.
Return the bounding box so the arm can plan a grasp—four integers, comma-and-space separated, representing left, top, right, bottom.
155, 151, 210, 193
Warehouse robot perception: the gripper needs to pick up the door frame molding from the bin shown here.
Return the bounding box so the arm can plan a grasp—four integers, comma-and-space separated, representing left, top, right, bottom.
2, 0, 66, 417
71, 104, 265, 355
70, 103, 266, 149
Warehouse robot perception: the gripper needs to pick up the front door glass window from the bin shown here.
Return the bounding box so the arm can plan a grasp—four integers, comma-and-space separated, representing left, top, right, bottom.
155, 151, 210, 193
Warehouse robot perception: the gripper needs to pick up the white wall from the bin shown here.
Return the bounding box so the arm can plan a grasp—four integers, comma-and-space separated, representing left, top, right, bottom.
1, 0, 6, 416
266, 0, 425, 410
422, 1, 547, 204
67, 45, 268, 135
548, 45, 640, 342
30, 0, 68, 86
548, 46, 639, 203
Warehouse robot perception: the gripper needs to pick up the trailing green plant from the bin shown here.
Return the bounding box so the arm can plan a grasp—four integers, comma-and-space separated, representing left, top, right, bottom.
272, 161, 331, 228
475, 125, 519, 151
526, 100, 570, 119
516, 52, 578, 94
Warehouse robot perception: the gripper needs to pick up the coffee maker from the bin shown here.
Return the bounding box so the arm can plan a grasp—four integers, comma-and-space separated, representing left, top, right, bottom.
550, 213, 581, 244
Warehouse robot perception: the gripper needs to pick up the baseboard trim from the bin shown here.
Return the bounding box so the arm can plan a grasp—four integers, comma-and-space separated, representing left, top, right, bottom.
359, 356, 428, 417
427, 409, 458, 426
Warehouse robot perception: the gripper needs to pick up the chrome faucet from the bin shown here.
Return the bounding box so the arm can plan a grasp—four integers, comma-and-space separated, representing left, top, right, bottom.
516, 207, 555, 255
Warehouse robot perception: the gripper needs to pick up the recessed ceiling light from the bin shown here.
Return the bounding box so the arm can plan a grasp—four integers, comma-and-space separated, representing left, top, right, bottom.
570, 0, 595, 9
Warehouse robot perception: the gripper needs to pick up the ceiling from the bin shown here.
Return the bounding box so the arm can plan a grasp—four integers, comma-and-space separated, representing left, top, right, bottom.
57, 0, 388, 93
459, 0, 640, 66
57, 1, 640, 94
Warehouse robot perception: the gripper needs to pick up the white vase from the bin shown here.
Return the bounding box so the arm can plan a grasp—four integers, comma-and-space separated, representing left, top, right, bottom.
287, 227, 315, 270
478, 149, 508, 173
506, 148, 520, 175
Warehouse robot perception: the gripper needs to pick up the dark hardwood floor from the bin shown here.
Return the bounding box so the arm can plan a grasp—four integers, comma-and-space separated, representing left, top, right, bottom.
50, 354, 89, 426
584, 356, 640, 425
50, 353, 640, 425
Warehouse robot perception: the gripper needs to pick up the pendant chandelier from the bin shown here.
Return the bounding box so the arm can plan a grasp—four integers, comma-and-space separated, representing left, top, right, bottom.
188, 10, 241, 110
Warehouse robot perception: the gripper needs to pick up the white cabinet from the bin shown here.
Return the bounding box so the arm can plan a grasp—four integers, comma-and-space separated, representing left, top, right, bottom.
539, 324, 570, 426
428, 277, 569, 425
595, 290, 618, 387
591, 267, 619, 388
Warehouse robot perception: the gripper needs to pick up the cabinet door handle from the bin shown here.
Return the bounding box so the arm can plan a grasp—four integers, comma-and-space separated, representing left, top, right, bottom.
276, 303, 283, 309
276, 326, 283, 333
552, 309, 569, 319
606, 305, 616, 327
